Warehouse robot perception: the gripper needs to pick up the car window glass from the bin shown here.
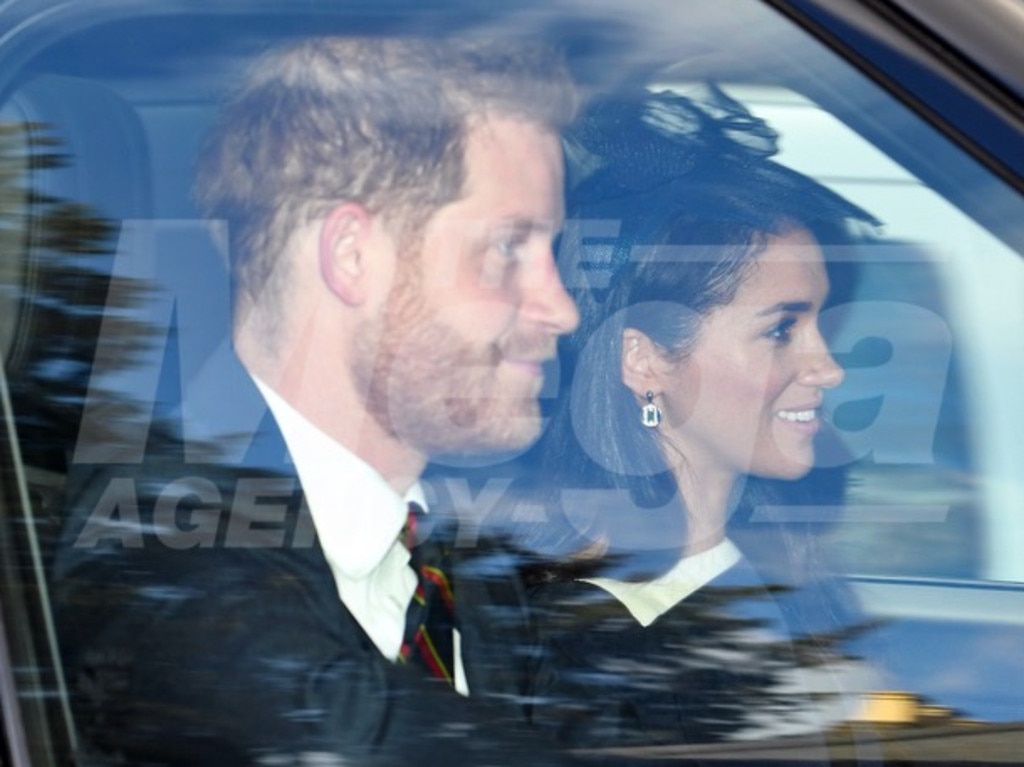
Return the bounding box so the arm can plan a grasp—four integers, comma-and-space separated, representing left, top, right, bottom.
1, 0, 1023, 762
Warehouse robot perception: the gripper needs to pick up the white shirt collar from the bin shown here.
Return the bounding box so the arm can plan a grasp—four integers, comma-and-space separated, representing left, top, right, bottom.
251, 377, 474, 693
581, 538, 742, 627
252, 376, 426, 580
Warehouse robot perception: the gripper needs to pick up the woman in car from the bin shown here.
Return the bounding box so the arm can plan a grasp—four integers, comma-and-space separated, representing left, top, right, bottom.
520, 86, 880, 748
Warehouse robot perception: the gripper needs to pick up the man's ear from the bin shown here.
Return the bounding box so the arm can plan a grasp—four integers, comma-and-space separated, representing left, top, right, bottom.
319, 202, 374, 306
621, 328, 670, 399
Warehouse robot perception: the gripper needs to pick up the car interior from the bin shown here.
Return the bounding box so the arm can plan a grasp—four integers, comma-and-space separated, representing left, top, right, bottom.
2, 1, 1024, 763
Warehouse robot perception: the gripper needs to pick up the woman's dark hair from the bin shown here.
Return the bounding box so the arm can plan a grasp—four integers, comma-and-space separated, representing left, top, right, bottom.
530, 86, 877, 562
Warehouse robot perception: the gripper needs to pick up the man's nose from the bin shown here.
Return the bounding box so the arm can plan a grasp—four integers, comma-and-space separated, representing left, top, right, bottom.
524, 252, 580, 335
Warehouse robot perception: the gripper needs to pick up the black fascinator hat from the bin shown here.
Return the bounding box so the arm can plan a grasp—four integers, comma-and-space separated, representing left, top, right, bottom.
565, 84, 779, 193
562, 84, 880, 287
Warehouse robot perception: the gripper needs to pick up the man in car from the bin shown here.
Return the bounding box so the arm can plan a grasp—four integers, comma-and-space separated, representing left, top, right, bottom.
53, 36, 578, 766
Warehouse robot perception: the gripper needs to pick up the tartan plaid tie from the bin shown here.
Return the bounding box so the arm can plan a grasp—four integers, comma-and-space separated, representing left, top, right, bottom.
398, 502, 455, 685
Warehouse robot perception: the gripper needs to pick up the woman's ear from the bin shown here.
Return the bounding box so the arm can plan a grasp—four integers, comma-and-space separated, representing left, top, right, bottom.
319, 202, 374, 306
621, 328, 670, 398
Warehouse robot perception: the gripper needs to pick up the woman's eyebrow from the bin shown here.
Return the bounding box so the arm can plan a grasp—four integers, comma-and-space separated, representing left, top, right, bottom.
755, 300, 814, 316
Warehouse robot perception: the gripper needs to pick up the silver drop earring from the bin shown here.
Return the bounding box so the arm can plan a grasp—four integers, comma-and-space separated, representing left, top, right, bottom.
641, 391, 662, 428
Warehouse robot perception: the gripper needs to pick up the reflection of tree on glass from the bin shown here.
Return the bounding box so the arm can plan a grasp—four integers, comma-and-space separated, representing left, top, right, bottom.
0, 121, 158, 510
521, 87, 880, 747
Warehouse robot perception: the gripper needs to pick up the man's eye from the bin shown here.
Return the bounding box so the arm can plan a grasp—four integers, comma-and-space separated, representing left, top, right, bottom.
479, 238, 525, 287
496, 237, 525, 259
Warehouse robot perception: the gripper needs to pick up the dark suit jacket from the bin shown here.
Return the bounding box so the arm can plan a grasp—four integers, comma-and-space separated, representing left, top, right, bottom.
51, 350, 560, 766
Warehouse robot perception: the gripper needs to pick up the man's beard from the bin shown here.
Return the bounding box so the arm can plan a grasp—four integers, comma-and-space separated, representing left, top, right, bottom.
353, 266, 549, 456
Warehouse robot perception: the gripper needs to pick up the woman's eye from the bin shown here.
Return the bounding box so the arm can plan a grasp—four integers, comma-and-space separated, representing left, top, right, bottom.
767, 317, 797, 344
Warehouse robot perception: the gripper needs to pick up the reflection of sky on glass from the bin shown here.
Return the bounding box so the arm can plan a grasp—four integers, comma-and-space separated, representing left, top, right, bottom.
852, 615, 1024, 722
